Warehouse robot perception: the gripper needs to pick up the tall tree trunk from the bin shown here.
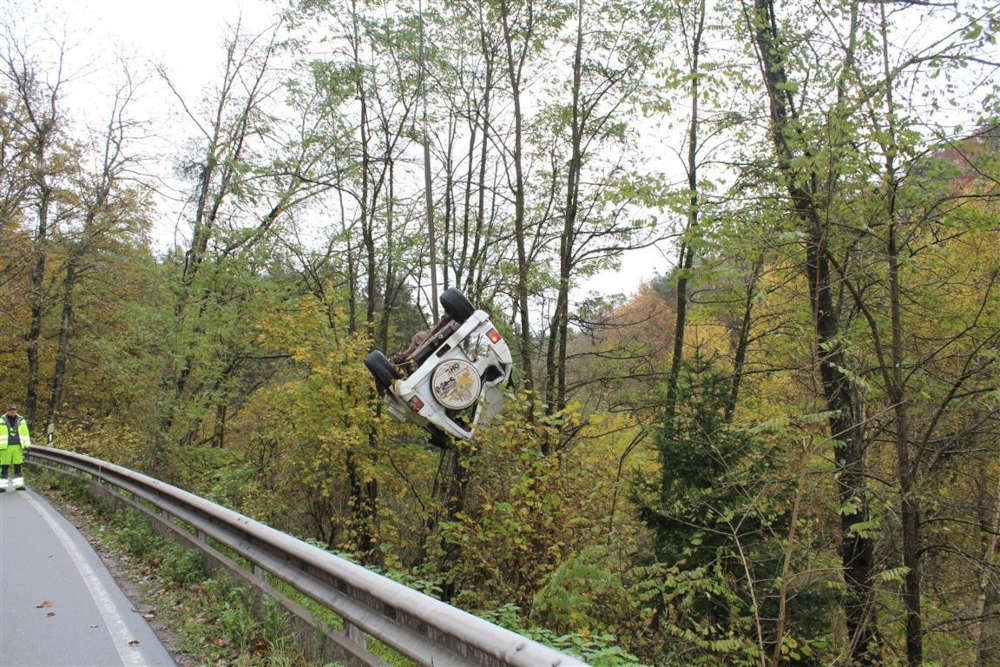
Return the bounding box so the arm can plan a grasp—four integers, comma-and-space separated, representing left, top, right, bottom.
350, 0, 381, 563
878, 7, 922, 659
438, 445, 473, 602
442, 112, 456, 291
468, 10, 495, 301
457, 111, 476, 292
419, 1, 439, 320
811, 232, 877, 662
546, 0, 585, 423
890, 217, 921, 665
975, 472, 1000, 666
346, 449, 379, 563
749, 0, 876, 659
377, 162, 395, 352
664, 0, 705, 490
212, 402, 226, 449
499, 0, 535, 414
48, 255, 76, 434
25, 181, 50, 423
726, 257, 762, 422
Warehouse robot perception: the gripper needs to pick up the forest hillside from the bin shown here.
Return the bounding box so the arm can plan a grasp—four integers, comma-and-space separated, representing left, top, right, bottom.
1, 1, 998, 664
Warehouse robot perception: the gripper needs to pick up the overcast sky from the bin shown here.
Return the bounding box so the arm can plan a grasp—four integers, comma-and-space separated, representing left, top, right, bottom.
17, 0, 279, 130
6, 0, 667, 298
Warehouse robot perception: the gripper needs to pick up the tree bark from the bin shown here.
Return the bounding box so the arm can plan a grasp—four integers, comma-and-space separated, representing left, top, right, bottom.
664, 0, 705, 505
549, 0, 585, 419
419, 0, 439, 320
499, 0, 536, 414
48, 256, 76, 432
25, 179, 50, 423
876, 5, 922, 656
726, 258, 762, 422
975, 472, 1000, 666
748, 0, 877, 659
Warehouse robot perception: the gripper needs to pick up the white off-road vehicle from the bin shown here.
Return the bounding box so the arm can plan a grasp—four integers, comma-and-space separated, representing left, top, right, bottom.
364, 288, 513, 445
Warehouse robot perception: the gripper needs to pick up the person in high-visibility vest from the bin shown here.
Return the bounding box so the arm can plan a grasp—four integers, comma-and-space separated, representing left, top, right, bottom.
0, 404, 30, 491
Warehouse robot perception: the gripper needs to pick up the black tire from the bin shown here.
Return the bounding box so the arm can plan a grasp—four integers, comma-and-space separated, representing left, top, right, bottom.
440, 288, 475, 323
364, 350, 399, 390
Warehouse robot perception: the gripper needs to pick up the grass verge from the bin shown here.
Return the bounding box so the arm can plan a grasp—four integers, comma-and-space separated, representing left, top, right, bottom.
34, 469, 318, 666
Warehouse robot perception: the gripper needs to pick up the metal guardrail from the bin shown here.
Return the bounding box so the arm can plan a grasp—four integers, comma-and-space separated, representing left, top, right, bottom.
26, 446, 588, 667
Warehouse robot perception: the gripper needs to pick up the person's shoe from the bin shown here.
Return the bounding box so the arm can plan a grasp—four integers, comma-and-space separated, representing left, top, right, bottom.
12, 477, 24, 490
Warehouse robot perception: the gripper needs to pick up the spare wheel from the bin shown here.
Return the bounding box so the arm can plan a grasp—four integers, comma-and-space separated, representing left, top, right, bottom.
431, 359, 482, 410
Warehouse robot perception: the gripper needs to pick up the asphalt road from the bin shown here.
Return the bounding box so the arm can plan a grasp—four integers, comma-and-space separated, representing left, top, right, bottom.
0, 484, 174, 667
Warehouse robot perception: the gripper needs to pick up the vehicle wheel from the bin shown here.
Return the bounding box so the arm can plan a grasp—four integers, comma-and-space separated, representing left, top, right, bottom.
365, 350, 399, 391
440, 288, 475, 323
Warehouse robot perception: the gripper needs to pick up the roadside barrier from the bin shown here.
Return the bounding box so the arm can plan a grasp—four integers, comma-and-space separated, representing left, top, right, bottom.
27, 446, 587, 667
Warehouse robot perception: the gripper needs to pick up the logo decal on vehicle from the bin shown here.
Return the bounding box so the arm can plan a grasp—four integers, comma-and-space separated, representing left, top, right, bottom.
431, 359, 482, 410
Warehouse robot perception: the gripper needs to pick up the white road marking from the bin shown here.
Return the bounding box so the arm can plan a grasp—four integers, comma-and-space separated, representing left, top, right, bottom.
24, 492, 147, 667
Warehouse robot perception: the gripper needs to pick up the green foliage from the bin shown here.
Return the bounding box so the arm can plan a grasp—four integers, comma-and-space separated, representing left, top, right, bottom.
214, 583, 259, 653
119, 510, 165, 558
532, 545, 632, 634
161, 544, 207, 585
480, 603, 646, 666
634, 354, 837, 663
6, 1, 1000, 663
261, 596, 293, 647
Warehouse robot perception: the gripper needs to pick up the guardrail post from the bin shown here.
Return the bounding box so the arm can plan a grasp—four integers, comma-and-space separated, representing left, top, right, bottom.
344, 620, 365, 646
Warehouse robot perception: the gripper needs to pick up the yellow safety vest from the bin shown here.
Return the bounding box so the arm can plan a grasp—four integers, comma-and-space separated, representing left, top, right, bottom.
0, 416, 30, 449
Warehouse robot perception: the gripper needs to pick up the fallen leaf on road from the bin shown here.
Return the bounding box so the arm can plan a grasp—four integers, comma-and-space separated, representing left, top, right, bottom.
128, 639, 141, 646
36, 600, 53, 608
46, 612, 55, 617
90, 625, 98, 629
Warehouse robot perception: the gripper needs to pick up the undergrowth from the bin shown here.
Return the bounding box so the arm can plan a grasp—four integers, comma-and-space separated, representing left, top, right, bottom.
33, 468, 633, 666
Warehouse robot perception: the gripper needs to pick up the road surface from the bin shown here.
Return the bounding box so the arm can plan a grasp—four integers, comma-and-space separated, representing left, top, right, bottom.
0, 485, 174, 666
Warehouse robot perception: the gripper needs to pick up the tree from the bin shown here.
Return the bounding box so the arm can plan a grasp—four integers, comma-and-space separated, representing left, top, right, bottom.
740, 0, 878, 657
154, 19, 336, 474
496, 0, 548, 412
47, 66, 150, 436
540, 0, 668, 424
0, 26, 75, 423
735, 0, 1000, 661
638, 353, 837, 665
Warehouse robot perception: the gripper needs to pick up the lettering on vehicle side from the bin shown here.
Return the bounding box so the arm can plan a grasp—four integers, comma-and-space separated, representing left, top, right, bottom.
435, 377, 457, 395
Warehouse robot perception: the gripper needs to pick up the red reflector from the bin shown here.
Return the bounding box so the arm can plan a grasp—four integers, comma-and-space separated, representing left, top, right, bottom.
487, 328, 502, 344
409, 397, 424, 411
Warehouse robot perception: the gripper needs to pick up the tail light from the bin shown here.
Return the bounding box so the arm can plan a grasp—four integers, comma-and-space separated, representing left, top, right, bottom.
409, 397, 424, 411
486, 328, 502, 344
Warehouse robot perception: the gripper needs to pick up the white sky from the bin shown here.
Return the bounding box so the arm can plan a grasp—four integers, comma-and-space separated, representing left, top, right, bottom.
8, 1, 995, 303
7, 0, 669, 299
18, 0, 277, 96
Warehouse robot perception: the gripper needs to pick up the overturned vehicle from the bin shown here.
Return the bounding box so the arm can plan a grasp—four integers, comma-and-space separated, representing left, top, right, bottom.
364, 288, 512, 445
